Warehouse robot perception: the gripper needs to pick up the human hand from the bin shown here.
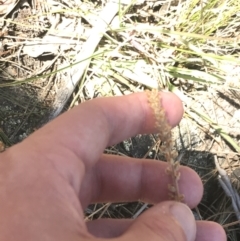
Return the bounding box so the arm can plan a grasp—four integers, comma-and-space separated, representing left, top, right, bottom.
0, 92, 226, 241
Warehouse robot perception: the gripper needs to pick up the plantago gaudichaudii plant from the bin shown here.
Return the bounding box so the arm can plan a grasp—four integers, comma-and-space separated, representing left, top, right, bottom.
146, 89, 184, 202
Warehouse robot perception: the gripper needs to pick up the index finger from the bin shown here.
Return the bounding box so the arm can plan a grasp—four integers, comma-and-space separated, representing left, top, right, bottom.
25, 91, 182, 165
9, 91, 183, 196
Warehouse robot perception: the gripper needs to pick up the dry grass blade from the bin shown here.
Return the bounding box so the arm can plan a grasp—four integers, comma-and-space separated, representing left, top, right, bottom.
47, 1, 126, 120
0, 0, 240, 239
189, 108, 240, 153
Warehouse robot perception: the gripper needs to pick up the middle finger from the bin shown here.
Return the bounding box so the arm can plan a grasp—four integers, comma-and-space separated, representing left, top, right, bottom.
80, 154, 203, 208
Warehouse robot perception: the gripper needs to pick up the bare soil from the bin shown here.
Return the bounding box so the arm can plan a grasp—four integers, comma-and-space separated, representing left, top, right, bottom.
0, 0, 240, 239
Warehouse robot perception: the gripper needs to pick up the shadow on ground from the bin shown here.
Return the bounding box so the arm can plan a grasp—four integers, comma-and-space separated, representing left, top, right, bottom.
0, 84, 55, 146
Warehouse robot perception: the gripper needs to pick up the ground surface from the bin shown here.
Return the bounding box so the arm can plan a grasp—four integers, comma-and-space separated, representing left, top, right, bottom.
0, 0, 240, 240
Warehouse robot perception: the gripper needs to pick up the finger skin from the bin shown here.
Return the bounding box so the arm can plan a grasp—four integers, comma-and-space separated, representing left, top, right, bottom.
0, 92, 224, 241
87, 219, 132, 238
86, 219, 226, 241
81, 154, 203, 209
195, 221, 226, 241
0, 155, 91, 241
117, 201, 196, 241
0, 92, 184, 240
5, 91, 183, 194
27, 91, 183, 166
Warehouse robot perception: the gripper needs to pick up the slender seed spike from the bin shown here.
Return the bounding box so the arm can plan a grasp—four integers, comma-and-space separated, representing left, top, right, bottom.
146, 89, 184, 202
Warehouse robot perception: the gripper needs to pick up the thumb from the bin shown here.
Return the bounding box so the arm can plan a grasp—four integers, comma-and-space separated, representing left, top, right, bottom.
121, 201, 196, 241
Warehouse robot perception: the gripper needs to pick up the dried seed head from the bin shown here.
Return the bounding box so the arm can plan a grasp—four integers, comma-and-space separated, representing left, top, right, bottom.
146, 89, 183, 202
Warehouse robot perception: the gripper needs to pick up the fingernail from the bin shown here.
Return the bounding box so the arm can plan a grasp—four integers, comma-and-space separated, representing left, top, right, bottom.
170, 202, 196, 241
